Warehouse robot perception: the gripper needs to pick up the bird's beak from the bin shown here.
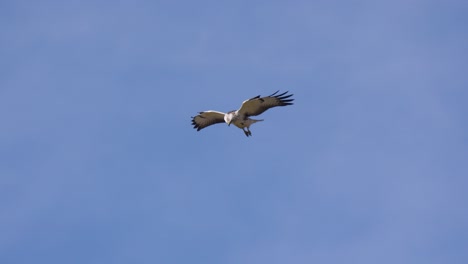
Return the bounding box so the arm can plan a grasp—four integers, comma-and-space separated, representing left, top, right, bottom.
228, 122, 231, 126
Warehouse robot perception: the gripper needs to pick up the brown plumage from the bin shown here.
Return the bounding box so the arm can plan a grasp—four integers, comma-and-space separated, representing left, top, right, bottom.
191, 91, 294, 137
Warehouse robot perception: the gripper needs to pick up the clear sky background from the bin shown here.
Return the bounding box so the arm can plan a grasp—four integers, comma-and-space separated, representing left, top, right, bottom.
1, 0, 467, 263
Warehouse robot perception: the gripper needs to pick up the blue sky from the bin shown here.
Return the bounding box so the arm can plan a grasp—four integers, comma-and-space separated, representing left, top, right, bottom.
1, 0, 467, 263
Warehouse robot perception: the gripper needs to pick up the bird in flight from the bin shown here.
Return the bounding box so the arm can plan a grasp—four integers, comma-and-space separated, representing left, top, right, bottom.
191, 91, 294, 137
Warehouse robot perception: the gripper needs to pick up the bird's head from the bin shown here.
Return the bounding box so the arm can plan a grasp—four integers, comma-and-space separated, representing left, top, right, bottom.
224, 111, 234, 126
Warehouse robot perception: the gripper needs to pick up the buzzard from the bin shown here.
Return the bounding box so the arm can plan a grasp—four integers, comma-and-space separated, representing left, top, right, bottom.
191, 91, 294, 137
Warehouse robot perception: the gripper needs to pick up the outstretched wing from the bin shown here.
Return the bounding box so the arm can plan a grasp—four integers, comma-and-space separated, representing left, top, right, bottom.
191, 111, 226, 131
237, 91, 294, 117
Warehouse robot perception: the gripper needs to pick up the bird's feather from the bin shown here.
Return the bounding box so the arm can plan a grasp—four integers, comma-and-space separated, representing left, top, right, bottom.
237, 90, 294, 117
191, 111, 226, 131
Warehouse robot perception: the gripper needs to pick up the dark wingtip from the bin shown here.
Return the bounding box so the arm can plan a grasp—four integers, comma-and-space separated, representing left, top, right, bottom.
193, 123, 202, 131
276, 91, 289, 97
269, 90, 280, 96
273, 91, 294, 105
191, 117, 200, 130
